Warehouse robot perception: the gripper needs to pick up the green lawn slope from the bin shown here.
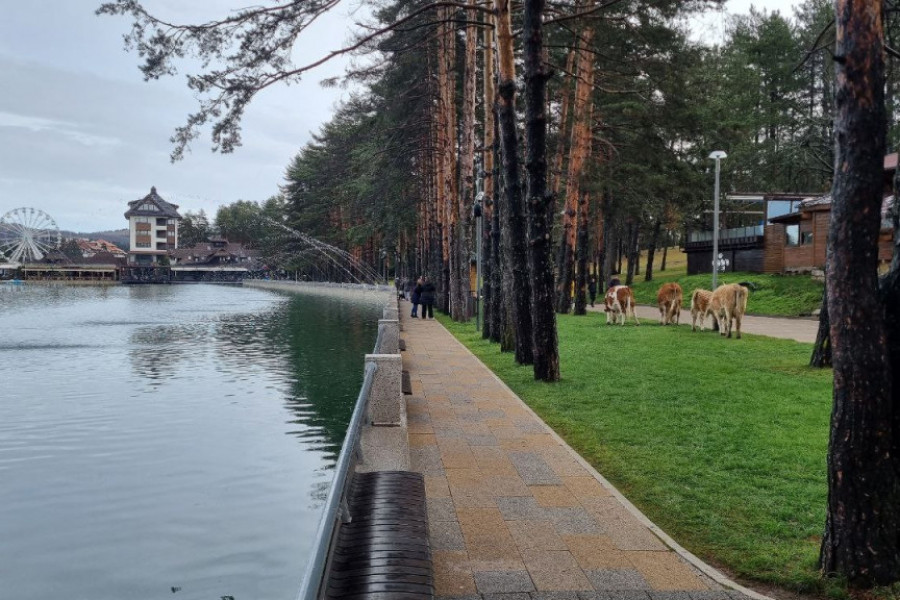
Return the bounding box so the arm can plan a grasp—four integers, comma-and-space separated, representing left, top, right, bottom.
626, 248, 824, 317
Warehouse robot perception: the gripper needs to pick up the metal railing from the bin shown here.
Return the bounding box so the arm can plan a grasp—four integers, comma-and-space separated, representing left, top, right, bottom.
295, 359, 378, 600
687, 224, 764, 243
374, 322, 385, 355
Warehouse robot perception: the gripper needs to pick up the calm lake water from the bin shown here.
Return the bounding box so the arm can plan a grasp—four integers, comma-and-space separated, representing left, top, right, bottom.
0, 283, 385, 600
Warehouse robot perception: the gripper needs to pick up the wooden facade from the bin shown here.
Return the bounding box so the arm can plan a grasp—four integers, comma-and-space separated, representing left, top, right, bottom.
765, 201, 890, 272
687, 193, 894, 275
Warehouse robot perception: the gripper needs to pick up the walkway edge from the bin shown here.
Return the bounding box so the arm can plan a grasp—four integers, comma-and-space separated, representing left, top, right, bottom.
434, 318, 776, 600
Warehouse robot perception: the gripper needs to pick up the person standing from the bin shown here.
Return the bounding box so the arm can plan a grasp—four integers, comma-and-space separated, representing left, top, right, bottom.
420, 276, 436, 319
588, 277, 597, 307
410, 277, 423, 318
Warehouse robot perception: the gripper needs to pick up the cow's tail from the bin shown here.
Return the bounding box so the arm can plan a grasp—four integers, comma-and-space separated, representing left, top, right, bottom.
690, 289, 701, 311
736, 284, 748, 312
733, 285, 745, 310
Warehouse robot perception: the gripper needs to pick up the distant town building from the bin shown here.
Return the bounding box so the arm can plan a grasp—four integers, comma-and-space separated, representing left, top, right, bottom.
76, 238, 126, 258
169, 237, 261, 282
17, 250, 124, 282
124, 187, 181, 265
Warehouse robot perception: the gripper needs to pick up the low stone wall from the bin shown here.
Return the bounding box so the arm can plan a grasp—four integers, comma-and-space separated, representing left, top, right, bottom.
244, 280, 408, 472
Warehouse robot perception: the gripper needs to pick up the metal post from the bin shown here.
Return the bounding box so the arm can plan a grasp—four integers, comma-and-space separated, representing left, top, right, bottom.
709, 151, 727, 290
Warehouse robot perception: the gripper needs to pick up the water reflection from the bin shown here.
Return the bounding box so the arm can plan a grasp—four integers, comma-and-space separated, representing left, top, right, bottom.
0, 283, 384, 600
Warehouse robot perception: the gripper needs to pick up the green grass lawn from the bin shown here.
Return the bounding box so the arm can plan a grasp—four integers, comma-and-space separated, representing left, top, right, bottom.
439, 312, 837, 596
629, 267, 825, 317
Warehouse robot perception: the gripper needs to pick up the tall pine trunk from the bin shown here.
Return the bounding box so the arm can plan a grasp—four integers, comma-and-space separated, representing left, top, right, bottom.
574, 191, 590, 315
439, 8, 456, 315
810, 285, 831, 367
554, 28, 595, 314
819, 0, 900, 586
644, 219, 661, 282
482, 8, 497, 339
490, 120, 505, 345
523, 0, 559, 381
453, 0, 477, 321
549, 45, 577, 203
625, 222, 639, 286
495, 0, 533, 365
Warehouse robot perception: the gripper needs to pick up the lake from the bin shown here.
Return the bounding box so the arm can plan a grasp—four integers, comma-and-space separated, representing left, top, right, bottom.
0, 283, 385, 600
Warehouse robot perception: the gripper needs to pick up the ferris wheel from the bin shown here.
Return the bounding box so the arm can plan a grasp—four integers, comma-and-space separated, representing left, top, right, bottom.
0, 207, 61, 264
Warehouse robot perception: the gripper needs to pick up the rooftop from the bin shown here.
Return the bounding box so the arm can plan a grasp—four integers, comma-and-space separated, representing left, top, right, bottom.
124, 187, 182, 220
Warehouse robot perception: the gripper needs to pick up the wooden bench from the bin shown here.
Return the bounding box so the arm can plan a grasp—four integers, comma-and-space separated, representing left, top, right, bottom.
325, 471, 433, 600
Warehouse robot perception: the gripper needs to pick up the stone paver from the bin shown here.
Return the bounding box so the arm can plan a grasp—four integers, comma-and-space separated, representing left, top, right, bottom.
399, 307, 743, 600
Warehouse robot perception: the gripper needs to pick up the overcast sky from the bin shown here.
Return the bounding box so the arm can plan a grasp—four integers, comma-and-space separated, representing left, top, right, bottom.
0, 0, 797, 233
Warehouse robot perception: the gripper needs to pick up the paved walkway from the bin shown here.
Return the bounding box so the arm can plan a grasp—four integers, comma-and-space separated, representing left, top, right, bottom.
588, 304, 819, 344
399, 306, 758, 600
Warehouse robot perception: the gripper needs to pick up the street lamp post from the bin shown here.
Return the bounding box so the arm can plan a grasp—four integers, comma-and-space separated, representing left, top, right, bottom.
709, 150, 727, 290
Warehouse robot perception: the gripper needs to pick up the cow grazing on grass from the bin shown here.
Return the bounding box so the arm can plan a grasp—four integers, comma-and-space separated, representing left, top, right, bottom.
709, 283, 749, 339
604, 285, 640, 326
690, 288, 713, 332
656, 282, 683, 325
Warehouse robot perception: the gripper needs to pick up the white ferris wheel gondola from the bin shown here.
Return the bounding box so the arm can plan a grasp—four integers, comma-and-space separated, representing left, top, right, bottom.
0, 207, 62, 264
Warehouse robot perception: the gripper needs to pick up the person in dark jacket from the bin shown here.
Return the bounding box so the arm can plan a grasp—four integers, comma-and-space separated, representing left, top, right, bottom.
588, 277, 597, 307
420, 276, 436, 319
410, 277, 423, 318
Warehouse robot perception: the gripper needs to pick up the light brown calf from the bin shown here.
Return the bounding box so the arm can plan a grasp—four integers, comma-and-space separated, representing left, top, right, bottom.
690, 288, 713, 332
709, 283, 749, 339
656, 282, 683, 325
604, 285, 640, 326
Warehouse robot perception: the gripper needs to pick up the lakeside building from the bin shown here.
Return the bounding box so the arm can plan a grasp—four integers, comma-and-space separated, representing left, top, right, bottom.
169, 237, 261, 282
75, 238, 126, 258
683, 154, 897, 275
17, 250, 124, 282
124, 187, 181, 266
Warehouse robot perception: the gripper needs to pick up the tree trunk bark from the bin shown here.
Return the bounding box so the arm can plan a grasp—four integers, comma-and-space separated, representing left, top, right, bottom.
602, 211, 614, 288
495, 0, 533, 365
491, 120, 505, 345
454, 0, 477, 321
523, 0, 559, 380
574, 191, 590, 315
554, 28, 594, 314
644, 218, 661, 282
625, 222, 639, 286
810, 285, 832, 367
819, 0, 900, 586
444, 8, 459, 317
661, 239, 668, 271
482, 7, 496, 339
549, 45, 576, 202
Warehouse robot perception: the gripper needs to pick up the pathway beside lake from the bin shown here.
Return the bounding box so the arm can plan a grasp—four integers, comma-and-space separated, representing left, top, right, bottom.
400, 307, 763, 600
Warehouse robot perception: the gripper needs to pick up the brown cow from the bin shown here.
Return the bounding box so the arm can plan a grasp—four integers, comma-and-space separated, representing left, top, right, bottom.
656, 282, 683, 325
690, 288, 713, 332
709, 283, 749, 339
604, 285, 640, 326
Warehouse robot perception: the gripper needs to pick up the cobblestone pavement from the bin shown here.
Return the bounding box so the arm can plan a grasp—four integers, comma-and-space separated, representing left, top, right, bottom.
586, 303, 818, 344
399, 307, 762, 600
